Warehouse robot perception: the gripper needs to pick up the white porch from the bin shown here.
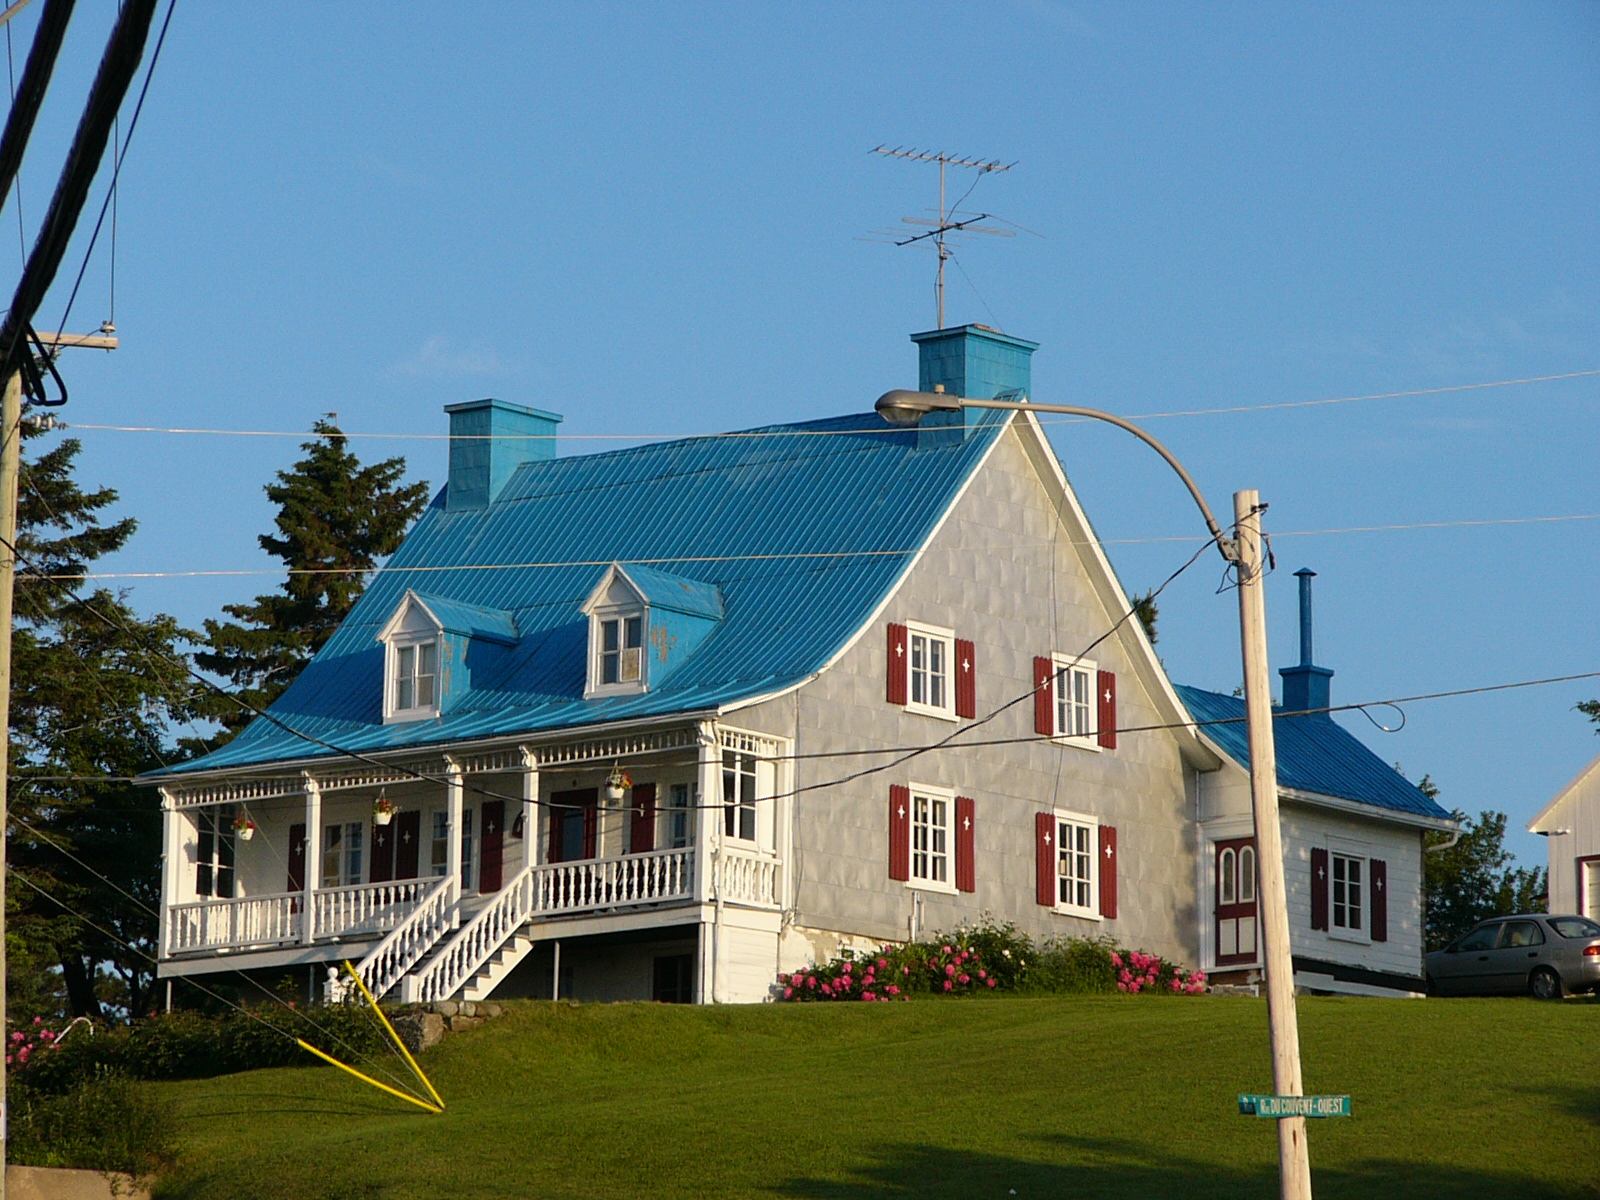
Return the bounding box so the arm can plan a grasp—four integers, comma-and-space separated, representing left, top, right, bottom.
156, 721, 791, 1003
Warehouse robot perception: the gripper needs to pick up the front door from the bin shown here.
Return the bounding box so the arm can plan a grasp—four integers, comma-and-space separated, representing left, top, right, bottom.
1215, 837, 1258, 966
370, 818, 396, 884
548, 789, 597, 863
393, 810, 422, 880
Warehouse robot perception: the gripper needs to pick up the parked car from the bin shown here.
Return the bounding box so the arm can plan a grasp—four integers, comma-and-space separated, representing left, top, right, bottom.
1425, 914, 1600, 998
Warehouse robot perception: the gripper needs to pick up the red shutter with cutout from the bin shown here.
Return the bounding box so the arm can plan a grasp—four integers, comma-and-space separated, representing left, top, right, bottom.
370, 820, 394, 884
1098, 825, 1118, 919
630, 782, 657, 855
1033, 657, 1054, 736
888, 785, 911, 881
1370, 858, 1388, 943
480, 800, 505, 893
1035, 811, 1056, 906
956, 796, 976, 893
886, 623, 908, 705
287, 823, 306, 893
1310, 847, 1329, 931
1097, 670, 1118, 749
955, 638, 976, 719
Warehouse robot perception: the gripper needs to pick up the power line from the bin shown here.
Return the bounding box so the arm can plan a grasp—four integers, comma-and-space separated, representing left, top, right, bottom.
33, 511, 1600, 583
52, 367, 1600, 444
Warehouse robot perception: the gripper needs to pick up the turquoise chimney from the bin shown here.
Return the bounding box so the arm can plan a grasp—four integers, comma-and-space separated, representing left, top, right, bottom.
1279, 568, 1334, 716
909, 325, 1038, 447
444, 399, 562, 511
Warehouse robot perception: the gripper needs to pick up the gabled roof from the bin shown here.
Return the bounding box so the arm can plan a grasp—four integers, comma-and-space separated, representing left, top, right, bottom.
383, 590, 519, 645
160, 410, 1011, 775
582, 563, 724, 621
1528, 752, 1600, 834
1175, 684, 1453, 823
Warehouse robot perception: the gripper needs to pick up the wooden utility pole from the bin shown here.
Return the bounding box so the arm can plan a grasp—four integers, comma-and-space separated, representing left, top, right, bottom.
1234, 489, 1313, 1200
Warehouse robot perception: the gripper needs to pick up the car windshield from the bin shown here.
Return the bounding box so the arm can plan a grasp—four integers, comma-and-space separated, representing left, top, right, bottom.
1548, 917, 1600, 939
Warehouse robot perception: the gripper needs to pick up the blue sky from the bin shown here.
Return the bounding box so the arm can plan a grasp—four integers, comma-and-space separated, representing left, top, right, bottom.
6, 2, 1597, 867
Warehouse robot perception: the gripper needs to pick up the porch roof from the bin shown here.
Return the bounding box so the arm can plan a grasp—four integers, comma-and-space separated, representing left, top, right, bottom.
155, 409, 1010, 777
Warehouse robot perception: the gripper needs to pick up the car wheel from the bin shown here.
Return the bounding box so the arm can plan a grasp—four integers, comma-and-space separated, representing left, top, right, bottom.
1529, 967, 1563, 1000
1424, 974, 1437, 997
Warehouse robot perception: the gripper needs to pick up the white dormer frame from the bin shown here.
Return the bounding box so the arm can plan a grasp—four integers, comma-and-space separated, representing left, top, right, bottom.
377, 592, 444, 723
581, 565, 650, 699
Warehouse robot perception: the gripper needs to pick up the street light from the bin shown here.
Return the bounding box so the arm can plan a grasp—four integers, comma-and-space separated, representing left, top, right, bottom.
876, 388, 1314, 1200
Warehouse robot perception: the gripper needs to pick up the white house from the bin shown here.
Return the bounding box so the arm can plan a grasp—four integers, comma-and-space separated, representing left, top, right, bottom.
1529, 753, 1600, 920
146, 324, 1455, 1004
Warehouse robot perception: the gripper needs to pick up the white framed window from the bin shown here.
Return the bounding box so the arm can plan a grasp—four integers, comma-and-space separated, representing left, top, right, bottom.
587, 607, 647, 696
321, 821, 364, 888
195, 806, 237, 899
722, 753, 757, 843
1052, 654, 1097, 748
908, 784, 956, 892
1330, 850, 1365, 940
386, 635, 440, 721
906, 621, 955, 720
427, 808, 476, 890
1054, 810, 1100, 918
665, 782, 693, 850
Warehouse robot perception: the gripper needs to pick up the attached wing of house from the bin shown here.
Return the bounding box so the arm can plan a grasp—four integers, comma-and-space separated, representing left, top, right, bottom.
1528, 753, 1600, 920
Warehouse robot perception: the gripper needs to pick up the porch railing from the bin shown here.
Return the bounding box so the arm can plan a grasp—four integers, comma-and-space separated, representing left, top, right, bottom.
313, 879, 434, 940
715, 844, 781, 908
353, 875, 457, 1001
401, 847, 696, 1003
166, 892, 301, 954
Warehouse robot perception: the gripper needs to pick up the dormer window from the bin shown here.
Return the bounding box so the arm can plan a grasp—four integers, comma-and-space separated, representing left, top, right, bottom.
376, 589, 518, 724
598, 614, 644, 686
393, 637, 439, 715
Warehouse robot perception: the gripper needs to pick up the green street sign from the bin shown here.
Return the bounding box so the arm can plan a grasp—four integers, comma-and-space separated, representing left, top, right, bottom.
1238, 1093, 1352, 1119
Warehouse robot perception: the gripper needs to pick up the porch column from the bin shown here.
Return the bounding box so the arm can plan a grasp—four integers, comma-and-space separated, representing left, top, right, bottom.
302, 775, 322, 945
157, 788, 183, 959
518, 747, 540, 872
445, 757, 464, 905
695, 722, 720, 905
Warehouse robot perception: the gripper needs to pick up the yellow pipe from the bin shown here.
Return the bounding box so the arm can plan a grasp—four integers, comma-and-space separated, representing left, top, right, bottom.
342, 960, 446, 1111
295, 1039, 440, 1114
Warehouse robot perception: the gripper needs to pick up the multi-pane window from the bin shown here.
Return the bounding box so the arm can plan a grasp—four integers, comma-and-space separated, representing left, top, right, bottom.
196, 806, 237, 898
428, 809, 475, 889
1053, 656, 1095, 743
599, 614, 644, 686
394, 639, 438, 713
1056, 814, 1097, 915
910, 791, 952, 886
907, 625, 953, 717
321, 822, 365, 887
665, 782, 693, 850
722, 753, 757, 843
1331, 852, 1363, 933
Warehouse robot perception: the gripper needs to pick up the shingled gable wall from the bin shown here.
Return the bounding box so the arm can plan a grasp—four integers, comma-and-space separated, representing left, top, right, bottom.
731, 419, 1202, 971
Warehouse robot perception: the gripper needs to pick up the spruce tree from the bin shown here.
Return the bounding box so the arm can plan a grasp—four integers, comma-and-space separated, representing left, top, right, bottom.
193, 421, 429, 737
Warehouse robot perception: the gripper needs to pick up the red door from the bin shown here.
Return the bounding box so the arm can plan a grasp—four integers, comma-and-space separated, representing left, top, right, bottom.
393, 810, 421, 880
548, 789, 597, 863
370, 819, 395, 884
1216, 837, 1259, 966
480, 800, 505, 893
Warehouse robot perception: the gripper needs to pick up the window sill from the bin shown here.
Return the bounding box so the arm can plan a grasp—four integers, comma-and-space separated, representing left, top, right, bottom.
1327, 927, 1370, 946
906, 878, 958, 896
584, 683, 649, 701
1052, 904, 1102, 922
1051, 734, 1101, 753
384, 707, 440, 725
905, 703, 959, 723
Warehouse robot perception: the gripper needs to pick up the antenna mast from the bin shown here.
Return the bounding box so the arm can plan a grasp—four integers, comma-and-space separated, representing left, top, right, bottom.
870, 146, 1015, 329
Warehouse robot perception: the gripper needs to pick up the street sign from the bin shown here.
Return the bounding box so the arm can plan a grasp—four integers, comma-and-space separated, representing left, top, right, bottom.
1238, 1094, 1352, 1119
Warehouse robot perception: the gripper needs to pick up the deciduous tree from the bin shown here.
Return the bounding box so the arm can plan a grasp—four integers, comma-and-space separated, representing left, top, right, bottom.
1421, 779, 1546, 951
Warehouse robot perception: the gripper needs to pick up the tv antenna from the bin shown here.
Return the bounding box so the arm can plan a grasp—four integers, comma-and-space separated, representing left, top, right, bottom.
868, 146, 1017, 330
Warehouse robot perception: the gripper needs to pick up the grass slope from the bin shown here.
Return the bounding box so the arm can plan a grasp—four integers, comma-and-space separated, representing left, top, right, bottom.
152, 995, 1599, 1200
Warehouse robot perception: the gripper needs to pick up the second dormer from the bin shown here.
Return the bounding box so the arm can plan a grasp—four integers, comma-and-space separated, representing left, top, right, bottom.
580, 563, 724, 699
377, 590, 519, 723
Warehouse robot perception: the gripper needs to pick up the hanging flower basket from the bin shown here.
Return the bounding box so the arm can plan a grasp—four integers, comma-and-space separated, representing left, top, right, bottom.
604, 767, 632, 802
232, 815, 257, 842
373, 792, 396, 826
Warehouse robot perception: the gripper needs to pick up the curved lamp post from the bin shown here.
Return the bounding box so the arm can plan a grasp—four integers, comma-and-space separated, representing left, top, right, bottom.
876, 388, 1314, 1200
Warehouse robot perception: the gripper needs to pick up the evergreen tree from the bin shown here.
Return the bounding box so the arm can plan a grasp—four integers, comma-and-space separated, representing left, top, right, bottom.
1578, 699, 1598, 731
193, 421, 429, 737
1130, 590, 1159, 646
8, 425, 194, 1019
1420, 777, 1547, 951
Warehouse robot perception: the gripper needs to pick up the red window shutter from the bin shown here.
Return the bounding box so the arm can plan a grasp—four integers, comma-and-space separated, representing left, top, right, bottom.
955, 796, 976, 893
955, 638, 977, 718
394, 810, 420, 879
1035, 811, 1056, 906
1099, 824, 1118, 918
1310, 847, 1329, 931
1370, 858, 1388, 943
369, 819, 395, 884
1033, 657, 1054, 736
480, 800, 505, 893
1097, 670, 1118, 749
888, 785, 911, 881
630, 782, 657, 855
886, 623, 908, 705
287, 822, 306, 892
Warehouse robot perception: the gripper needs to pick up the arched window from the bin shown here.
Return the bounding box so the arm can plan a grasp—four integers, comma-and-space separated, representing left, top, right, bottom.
1219, 848, 1237, 905
1239, 845, 1257, 903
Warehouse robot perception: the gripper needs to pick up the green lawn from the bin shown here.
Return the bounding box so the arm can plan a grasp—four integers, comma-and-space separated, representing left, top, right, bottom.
151, 994, 1599, 1200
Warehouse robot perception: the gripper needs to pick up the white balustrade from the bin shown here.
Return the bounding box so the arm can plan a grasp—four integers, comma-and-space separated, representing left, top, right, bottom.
165, 892, 301, 954
312, 879, 432, 939
353, 876, 457, 1000
715, 845, 781, 908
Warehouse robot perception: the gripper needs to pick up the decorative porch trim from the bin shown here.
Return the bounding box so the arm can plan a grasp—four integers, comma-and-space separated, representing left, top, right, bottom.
167, 776, 304, 811
716, 725, 787, 760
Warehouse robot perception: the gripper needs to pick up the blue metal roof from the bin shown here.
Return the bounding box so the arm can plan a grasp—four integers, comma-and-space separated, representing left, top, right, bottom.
407, 591, 519, 645
163, 410, 1010, 775
615, 563, 724, 620
1174, 684, 1451, 821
